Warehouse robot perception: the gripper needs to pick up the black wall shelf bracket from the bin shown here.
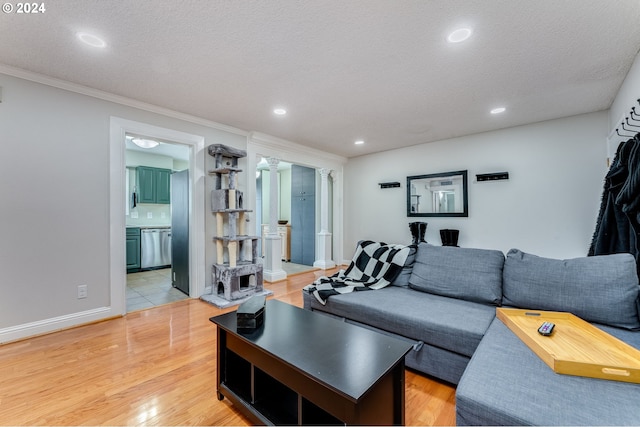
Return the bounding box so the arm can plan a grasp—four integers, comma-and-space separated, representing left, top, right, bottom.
379, 182, 401, 189
476, 172, 509, 182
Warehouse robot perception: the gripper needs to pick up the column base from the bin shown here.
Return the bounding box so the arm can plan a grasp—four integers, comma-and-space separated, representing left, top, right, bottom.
314, 231, 335, 269
264, 269, 288, 282
264, 234, 287, 282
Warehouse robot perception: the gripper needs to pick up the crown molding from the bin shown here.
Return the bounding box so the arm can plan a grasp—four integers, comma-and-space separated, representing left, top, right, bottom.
0, 64, 249, 137
248, 131, 347, 168
0, 64, 347, 168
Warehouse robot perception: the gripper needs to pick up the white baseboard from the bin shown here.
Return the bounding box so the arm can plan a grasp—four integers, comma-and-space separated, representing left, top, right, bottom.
264, 269, 287, 282
0, 307, 117, 344
313, 259, 336, 269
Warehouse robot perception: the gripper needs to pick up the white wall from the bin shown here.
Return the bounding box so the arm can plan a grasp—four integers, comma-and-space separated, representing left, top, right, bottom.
344, 111, 608, 260
610, 51, 640, 134
279, 168, 292, 222
260, 169, 280, 224
259, 168, 294, 224
607, 50, 640, 162
126, 150, 175, 169
0, 72, 246, 339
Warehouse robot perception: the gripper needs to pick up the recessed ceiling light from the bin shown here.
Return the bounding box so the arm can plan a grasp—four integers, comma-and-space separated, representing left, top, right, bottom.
354, 140, 365, 145
490, 107, 506, 114
132, 138, 160, 149
77, 32, 107, 48
273, 108, 287, 116
447, 28, 472, 43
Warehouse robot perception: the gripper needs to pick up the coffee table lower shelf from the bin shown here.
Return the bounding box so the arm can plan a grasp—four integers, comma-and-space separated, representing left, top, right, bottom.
216, 333, 404, 425
218, 354, 343, 425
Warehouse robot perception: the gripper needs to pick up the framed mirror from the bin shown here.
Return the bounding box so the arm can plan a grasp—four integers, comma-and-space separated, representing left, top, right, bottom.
407, 170, 468, 217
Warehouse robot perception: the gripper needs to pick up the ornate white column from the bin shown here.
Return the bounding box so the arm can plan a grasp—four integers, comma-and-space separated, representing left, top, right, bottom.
263, 157, 287, 282
314, 168, 336, 269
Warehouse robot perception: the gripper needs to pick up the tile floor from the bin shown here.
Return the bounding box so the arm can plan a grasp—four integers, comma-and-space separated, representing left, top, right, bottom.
281, 261, 318, 275
126, 268, 189, 312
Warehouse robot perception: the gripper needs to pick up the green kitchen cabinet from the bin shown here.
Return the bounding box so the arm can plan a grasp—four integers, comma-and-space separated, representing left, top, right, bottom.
136, 167, 156, 204
126, 227, 141, 272
136, 166, 171, 204
155, 168, 171, 204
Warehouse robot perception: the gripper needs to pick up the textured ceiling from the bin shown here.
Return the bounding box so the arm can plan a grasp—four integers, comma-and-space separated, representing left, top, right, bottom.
1, 0, 639, 158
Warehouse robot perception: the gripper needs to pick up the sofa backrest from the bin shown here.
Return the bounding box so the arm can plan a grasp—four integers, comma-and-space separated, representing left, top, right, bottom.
502, 249, 640, 330
390, 244, 418, 287
409, 243, 504, 305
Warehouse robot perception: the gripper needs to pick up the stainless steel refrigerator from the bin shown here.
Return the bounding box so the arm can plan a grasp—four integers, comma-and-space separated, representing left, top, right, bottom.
171, 169, 189, 295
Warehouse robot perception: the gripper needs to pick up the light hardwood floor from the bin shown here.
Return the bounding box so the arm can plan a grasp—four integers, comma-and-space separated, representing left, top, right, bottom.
0, 268, 456, 426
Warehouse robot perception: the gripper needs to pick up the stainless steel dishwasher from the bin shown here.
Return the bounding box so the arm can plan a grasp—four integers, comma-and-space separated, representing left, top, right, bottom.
141, 228, 172, 268
160, 228, 172, 266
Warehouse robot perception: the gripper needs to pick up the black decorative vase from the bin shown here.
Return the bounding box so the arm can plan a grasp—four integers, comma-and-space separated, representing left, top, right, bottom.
409, 222, 427, 245
440, 229, 459, 247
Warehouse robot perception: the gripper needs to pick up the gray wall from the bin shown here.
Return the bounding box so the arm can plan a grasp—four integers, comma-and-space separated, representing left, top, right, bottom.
2, 47, 638, 339
0, 72, 245, 335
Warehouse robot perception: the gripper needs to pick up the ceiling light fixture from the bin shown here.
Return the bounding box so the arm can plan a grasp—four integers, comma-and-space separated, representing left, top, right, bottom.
354, 140, 364, 145
132, 138, 160, 149
490, 107, 506, 114
76, 32, 107, 48
447, 28, 472, 43
273, 108, 287, 116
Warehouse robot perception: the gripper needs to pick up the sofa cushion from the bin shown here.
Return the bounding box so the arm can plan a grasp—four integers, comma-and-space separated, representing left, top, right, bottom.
303, 286, 495, 357
390, 244, 417, 287
456, 318, 640, 426
408, 243, 504, 305
503, 249, 640, 330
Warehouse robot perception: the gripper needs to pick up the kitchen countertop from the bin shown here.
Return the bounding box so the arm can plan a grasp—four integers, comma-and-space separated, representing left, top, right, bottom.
126, 225, 171, 229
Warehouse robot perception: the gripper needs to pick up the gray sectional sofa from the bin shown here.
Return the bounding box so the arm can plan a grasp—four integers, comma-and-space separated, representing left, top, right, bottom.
302, 242, 640, 425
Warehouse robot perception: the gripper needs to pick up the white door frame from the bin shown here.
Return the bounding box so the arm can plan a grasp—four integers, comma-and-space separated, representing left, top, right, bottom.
247, 132, 347, 269
109, 117, 206, 314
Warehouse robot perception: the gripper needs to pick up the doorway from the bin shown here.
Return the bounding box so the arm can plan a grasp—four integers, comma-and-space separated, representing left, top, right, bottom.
125, 135, 190, 311
256, 160, 317, 274
109, 117, 206, 316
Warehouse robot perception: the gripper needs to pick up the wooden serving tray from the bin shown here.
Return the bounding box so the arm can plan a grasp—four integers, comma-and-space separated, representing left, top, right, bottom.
496, 308, 640, 384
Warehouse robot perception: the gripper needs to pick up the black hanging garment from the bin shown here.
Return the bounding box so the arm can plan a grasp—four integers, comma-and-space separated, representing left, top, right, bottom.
589, 136, 640, 274
616, 136, 640, 269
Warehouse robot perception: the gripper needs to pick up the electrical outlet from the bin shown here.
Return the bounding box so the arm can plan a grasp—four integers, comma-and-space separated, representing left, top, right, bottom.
77, 285, 88, 299
147, 212, 153, 219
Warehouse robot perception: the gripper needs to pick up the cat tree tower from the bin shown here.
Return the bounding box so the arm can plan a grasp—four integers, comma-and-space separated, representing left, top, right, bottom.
201, 143, 265, 308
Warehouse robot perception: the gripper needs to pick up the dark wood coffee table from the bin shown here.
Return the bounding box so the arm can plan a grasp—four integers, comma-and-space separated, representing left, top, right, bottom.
210, 299, 413, 425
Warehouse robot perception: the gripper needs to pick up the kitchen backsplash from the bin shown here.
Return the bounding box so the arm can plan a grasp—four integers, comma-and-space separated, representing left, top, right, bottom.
126, 203, 171, 227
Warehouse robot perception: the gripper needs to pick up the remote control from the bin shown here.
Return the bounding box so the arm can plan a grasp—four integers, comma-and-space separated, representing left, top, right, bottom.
538, 321, 555, 336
